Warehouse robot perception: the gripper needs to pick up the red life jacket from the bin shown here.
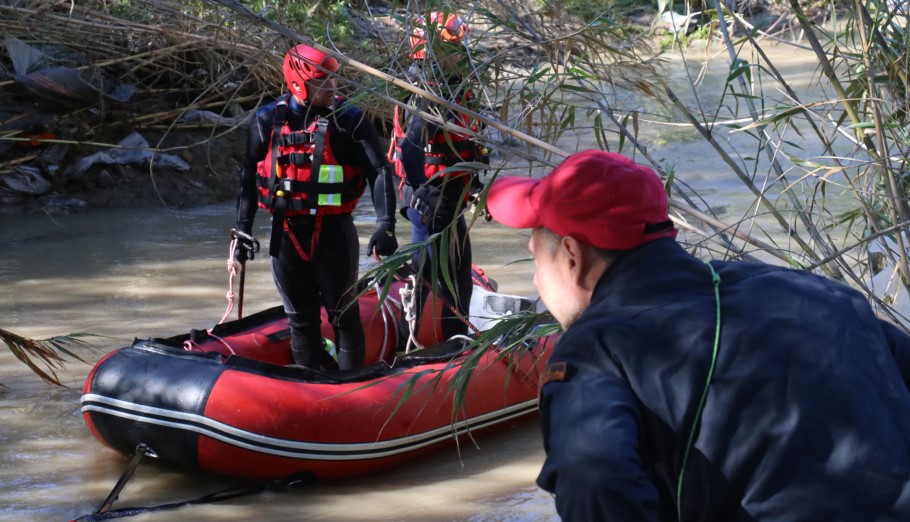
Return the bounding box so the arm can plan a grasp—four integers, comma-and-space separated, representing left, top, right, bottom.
387, 90, 482, 186
257, 97, 365, 217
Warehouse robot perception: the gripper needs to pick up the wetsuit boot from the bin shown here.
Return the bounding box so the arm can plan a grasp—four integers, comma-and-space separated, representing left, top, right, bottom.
337, 346, 364, 370
290, 328, 322, 367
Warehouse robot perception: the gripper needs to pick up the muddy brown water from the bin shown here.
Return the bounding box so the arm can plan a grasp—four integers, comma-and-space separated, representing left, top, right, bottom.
0, 204, 554, 522
1, 40, 825, 521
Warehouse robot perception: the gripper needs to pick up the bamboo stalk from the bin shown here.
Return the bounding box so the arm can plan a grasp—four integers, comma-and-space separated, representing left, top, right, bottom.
713, 0, 843, 279
209, 0, 566, 158
854, 0, 910, 285
663, 86, 827, 268
788, 0, 868, 145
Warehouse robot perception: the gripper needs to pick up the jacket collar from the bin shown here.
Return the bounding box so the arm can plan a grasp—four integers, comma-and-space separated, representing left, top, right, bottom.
590, 238, 691, 306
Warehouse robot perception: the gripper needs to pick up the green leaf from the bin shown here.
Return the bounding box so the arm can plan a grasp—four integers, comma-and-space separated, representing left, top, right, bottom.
527, 64, 551, 84
727, 58, 752, 83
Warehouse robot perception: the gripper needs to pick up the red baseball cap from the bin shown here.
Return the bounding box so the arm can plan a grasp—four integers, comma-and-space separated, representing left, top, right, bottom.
487, 150, 676, 250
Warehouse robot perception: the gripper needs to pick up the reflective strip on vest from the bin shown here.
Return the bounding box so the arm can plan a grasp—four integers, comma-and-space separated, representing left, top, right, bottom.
317, 164, 343, 206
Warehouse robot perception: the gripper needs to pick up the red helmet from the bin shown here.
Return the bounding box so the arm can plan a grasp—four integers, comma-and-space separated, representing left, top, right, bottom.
282, 44, 340, 100
410, 11, 468, 60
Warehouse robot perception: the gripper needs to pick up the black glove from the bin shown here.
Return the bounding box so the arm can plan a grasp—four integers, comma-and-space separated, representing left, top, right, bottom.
411, 183, 458, 233
231, 224, 258, 265
233, 244, 250, 265
367, 218, 398, 257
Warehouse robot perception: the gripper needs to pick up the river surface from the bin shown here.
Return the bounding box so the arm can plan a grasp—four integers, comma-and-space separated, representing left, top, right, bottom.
1, 39, 826, 521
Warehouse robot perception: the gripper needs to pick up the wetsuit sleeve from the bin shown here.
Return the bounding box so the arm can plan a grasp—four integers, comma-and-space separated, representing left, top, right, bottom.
537, 342, 660, 521
349, 109, 396, 223
235, 106, 271, 234
880, 319, 910, 391
400, 100, 430, 189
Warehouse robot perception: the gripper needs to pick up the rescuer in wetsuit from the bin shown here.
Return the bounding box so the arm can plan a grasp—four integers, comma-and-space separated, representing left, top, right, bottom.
234, 44, 398, 370
390, 11, 487, 341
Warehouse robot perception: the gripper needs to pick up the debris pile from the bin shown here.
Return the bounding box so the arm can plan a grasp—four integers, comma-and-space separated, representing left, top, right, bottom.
0, 1, 285, 212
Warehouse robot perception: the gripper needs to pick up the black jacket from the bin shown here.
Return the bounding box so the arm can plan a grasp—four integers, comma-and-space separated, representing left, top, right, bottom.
235, 95, 395, 232
538, 238, 910, 521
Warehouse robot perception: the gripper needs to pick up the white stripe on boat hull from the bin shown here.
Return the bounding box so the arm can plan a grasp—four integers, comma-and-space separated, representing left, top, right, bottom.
81, 393, 538, 460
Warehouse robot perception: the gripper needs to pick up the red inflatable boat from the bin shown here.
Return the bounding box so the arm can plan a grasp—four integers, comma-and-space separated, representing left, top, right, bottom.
81, 272, 555, 481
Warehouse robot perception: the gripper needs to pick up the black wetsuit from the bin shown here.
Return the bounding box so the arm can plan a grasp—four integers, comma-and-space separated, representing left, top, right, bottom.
399, 80, 475, 340
236, 95, 395, 369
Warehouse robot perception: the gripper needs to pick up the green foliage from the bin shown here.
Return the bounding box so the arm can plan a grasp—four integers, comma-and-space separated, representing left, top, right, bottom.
545, 0, 641, 20
234, 0, 358, 45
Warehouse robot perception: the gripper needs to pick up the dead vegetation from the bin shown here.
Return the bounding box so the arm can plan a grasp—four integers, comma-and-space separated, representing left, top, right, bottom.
0, 0, 659, 213
0, 1, 290, 211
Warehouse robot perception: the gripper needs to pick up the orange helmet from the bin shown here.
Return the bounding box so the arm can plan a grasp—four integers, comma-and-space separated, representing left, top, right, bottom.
282, 44, 340, 101
409, 11, 468, 60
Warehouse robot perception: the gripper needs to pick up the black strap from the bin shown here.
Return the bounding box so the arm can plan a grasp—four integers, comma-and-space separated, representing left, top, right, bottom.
424, 155, 458, 166
267, 99, 290, 203
268, 99, 290, 258
280, 176, 362, 197
278, 131, 315, 147
426, 141, 473, 154
257, 184, 360, 211
277, 152, 312, 166
644, 220, 675, 234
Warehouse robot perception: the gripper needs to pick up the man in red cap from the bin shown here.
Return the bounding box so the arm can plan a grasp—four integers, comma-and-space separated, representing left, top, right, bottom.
487, 149, 910, 521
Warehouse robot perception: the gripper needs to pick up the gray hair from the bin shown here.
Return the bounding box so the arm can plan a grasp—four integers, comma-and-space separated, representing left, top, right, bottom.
537, 227, 622, 264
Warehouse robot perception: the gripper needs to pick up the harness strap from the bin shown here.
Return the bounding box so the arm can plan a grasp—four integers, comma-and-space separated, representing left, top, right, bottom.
257, 193, 356, 213
267, 99, 290, 205
276, 152, 312, 166
279, 177, 362, 198
426, 141, 474, 154
278, 131, 315, 147
268, 99, 290, 258
424, 155, 465, 166
285, 215, 323, 262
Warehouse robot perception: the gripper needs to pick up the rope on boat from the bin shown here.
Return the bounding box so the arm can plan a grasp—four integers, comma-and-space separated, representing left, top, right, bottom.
218, 236, 240, 325
183, 332, 237, 356
70, 443, 304, 521
372, 282, 390, 361
382, 292, 403, 351
82, 443, 157, 519
373, 281, 404, 363
400, 274, 424, 353
72, 480, 300, 521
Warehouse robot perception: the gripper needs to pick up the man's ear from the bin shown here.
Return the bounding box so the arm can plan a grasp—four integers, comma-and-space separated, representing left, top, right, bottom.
291, 81, 304, 97
562, 236, 606, 290
560, 236, 586, 286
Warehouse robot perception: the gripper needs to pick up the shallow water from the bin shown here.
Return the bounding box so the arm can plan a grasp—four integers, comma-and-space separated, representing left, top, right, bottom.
1, 39, 826, 521
0, 203, 555, 522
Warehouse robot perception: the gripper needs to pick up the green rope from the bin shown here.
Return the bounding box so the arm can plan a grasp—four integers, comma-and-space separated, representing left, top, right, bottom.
676, 262, 722, 521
